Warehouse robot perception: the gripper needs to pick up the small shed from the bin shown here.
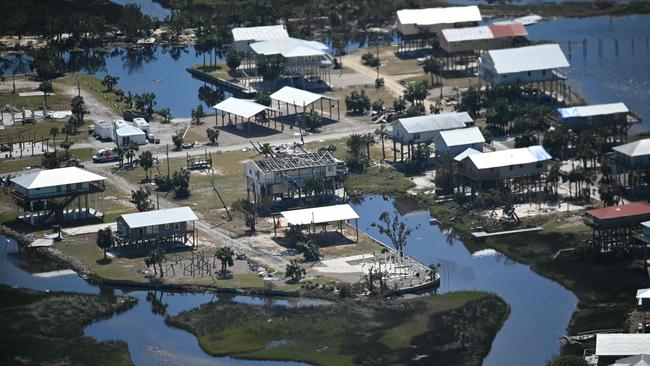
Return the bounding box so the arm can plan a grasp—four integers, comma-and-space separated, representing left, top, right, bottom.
116, 206, 199, 248
636, 288, 650, 309
434, 127, 485, 156
93, 121, 114, 140
279, 204, 360, 242
114, 125, 147, 146
132, 118, 150, 135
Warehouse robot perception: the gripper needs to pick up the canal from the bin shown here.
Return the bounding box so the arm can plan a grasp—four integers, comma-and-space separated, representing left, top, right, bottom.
0, 194, 579, 365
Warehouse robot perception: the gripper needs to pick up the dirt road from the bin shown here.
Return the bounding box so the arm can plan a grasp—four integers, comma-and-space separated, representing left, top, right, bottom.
341, 53, 406, 98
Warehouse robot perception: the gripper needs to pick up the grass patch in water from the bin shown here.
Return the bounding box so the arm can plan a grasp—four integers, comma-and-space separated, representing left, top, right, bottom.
345, 166, 415, 196
0, 285, 135, 366
167, 291, 509, 366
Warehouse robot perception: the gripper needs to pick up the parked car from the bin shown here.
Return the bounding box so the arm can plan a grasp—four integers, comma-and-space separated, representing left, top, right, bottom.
92, 148, 120, 163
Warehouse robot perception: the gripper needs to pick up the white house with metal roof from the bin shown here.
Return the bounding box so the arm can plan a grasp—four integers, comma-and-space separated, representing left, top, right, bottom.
116, 206, 199, 247
456, 146, 552, 192
434, 127, 485, 156
232, 25, 289, 53
114, 125, 147, 146
479, 44, 569, 85
612, 138, 650, 174
555, 102, 641, 130
7, 167, 107, 225
247, 37, 334, 87
392, 112, 473, 145
396, 6, 482, 37
439, 23, 528, 53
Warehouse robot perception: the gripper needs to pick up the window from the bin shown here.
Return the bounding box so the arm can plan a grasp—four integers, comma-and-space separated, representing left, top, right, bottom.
145, 226, 153, 234
509, 166, 513, 170
165, 224, 170, 230
56, 185, 61, 192
542, 70, 547, 76
174, 222, 181, 231
536, 163, 543, 168
519, 164, 523, 168
76, 183, 82, 190
527, 71, 532, 77
413, 133, 421, 140
153, 225, 159, 234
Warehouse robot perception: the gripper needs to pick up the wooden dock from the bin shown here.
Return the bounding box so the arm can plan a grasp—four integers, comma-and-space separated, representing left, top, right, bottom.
186, 67, 257, 98
471, 227, 543, 239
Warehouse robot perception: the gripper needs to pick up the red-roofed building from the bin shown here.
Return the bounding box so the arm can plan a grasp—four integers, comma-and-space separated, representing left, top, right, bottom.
439, 23, 529, 54
488, 24, 528, 38
584, 202, 650, 252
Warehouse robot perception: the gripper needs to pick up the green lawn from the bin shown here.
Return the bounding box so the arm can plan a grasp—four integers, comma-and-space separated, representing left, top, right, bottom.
115, 150, 259, 217
167, 291, 509, 366
0, 285, 135, 366
345, 165, 416, 195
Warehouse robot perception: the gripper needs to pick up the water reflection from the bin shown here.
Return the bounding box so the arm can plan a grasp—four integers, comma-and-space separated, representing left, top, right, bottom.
350, 196, 578, 366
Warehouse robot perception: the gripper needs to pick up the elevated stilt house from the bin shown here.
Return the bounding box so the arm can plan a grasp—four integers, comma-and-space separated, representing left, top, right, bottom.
479, 44, 570, 100
115, 206, 199, 248
5, 167, 106, 225
612, 138, 650, 191
396, 6, 482, 53
433, 126, 485, 157
244, 151, 347, 203
552, 103, 642, 156
391, 112, 473, 162
232, 25, 290, 69
439, 23, 528, 72
584, 202, 650, 253
454, 145, 552, 195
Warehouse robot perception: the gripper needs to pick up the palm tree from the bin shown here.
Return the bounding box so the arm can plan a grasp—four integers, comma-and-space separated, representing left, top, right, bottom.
259, 143, 273, 157
148, 249, 165, 277
422, 57, 441, 87
38, 80, 53, 115
428, 263, 440, 281
101, 74, 119, 92
71, 95, 85, 121
139, 150, 154, 181
191, 105, 205, 125
96, 227, 114, 260
49, 127, 59, 151
215, 246, 235, 276
158, 107, 172, 123
285, 259, 306, 283
363, 133, 376, 161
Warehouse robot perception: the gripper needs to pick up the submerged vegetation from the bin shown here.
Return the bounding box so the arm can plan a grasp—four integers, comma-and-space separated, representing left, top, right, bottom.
0, 285, 136, 366
168, 291, 509, 366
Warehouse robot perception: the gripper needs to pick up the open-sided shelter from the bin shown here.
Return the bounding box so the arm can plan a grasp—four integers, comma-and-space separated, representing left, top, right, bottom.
279, 204, 360, 242
270, 86, 340, 121
213, 97, 282, 133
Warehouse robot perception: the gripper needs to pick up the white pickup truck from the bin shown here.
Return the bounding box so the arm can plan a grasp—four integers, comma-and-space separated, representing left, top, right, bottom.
92, 148, 120, 163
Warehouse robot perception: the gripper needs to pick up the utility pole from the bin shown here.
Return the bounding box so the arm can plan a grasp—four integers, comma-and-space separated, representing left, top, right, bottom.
166, 144, 170, 177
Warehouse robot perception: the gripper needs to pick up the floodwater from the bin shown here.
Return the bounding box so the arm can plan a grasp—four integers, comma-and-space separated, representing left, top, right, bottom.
527, 14, 650, 132
1, 193, 579, 366
350, 196, 578, 366
0, 236, 309, 366
2, 14, 648, 123
110, 0, 171, 20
